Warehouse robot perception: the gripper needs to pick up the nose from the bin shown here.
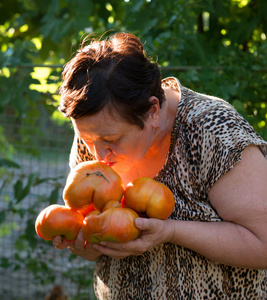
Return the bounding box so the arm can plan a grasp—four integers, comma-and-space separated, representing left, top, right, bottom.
93, 140, 111, 162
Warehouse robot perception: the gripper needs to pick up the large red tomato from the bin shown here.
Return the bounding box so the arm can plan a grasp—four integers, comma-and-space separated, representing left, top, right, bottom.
123, 177, 175, 220
35, 204, 84, 241
63, 161, 124, 212
82, 207, 140, 243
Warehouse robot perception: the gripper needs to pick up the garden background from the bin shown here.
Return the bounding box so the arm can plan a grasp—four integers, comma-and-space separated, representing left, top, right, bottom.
0, 0, 267, 299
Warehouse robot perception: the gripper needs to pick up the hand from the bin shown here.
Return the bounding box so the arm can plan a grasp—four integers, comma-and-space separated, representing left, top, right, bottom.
52, 229, 102, 261
91, 217, 174, 260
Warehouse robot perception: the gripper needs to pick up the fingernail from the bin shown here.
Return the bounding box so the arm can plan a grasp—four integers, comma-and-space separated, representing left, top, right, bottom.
135, 218, 142, 227
100, 241, 107, 247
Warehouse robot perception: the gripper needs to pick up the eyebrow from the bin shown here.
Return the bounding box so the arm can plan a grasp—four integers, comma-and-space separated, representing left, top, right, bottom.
80, 133, 121, 141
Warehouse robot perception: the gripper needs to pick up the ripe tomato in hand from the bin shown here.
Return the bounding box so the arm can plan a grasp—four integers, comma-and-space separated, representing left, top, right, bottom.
102, 200, 122, 211
82, 207, 140, 243
35, 204, 84, 241
63, 161, 124, 212
80, 203, 96, 217
123, 177, 175, 219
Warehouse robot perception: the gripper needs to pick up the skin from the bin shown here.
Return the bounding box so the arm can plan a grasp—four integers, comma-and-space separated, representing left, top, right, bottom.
70, 91, 177, 184
53, 88, 267, 269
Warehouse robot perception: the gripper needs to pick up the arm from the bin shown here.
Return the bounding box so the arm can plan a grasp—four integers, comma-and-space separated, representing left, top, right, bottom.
92, 146, 267, 268
197, 144, 267, 268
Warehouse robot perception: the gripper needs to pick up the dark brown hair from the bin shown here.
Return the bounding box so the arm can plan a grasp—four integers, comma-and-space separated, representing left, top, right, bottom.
58, 32, 165, 128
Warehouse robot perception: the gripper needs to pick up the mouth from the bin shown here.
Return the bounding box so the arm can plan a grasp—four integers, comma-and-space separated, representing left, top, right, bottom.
105, 162, 116, 167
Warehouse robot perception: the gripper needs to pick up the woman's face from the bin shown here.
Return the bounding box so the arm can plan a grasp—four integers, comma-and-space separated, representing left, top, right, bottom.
71, 107, 155, 174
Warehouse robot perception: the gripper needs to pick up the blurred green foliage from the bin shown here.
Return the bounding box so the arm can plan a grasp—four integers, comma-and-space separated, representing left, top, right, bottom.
0, 156, 95, 298
0, 0, 266, 138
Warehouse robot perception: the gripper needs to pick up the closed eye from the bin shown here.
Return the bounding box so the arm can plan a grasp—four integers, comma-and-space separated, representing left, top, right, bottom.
102, 136, 121, 144
103, 138, 118, 143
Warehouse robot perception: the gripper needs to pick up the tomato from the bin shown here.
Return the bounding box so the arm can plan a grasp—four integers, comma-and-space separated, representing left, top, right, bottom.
63, 161, 124, 212
123, 177, 175, 220
82, 207, 140, 243
102, 200, 122, 211
80, 203, 96, 217
35, 204, 84, 241
80, 200, 121, 217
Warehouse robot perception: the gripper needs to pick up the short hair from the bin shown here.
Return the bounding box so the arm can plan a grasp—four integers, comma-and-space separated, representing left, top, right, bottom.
58, 32, 165, 129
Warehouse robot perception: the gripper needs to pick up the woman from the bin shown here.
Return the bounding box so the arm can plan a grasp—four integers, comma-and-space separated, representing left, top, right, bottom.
54, 32, 267, 299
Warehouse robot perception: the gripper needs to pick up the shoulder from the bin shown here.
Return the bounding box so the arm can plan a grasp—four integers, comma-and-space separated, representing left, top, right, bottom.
176, 86, 265, 148
168, 85, 267, 189
179, 87, 235, 123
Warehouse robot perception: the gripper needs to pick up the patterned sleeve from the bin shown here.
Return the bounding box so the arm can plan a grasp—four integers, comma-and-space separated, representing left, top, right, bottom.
69, 134, 96, 169
184, 105, 267, 194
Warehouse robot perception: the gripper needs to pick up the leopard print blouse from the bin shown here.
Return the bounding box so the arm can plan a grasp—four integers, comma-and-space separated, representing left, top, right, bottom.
69, 77, 267, 299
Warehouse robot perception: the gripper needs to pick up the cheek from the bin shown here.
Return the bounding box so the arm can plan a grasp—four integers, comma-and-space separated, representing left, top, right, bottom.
110, 143, 141, 163
120, 139, 151, 161
112, 145, 135, 159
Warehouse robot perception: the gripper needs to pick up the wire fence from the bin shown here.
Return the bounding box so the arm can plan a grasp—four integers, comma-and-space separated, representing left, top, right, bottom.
0, 113, 96, 300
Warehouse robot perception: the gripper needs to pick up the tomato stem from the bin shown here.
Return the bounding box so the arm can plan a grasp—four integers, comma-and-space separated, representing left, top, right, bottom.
86, 171, 110, 184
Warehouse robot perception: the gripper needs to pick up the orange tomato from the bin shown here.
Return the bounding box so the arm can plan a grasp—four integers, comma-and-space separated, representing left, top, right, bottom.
80, 203, 96, 217
80, 200, 121, 217
63, 161, 124, 212
35, 204, 84, 241
102, 200, 122, 211
82, 207, 140, 243
123, 177, 175, 219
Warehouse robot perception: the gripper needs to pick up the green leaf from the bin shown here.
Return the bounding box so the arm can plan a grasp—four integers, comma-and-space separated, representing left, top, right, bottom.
34, 175, 63, 185
13, 172, 39, 203
15, 237, 28, 251
48, 187, 59, 204
0, 211, 6, 224
0, 257, 12, 269
0, 90, 12, 109
0, 159, 21, 169
14, 179, 24, 201
25, 219, 38, 249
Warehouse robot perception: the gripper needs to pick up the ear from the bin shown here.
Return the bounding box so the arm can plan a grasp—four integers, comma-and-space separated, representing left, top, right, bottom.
148, 96, 160, 128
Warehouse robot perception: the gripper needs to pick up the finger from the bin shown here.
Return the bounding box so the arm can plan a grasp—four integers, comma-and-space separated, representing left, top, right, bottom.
52, 236, 74, 249
134, 217, 156, 230
52, 236, 62, 248
67, 245, 75, 252
67, 245, 82, 256
92, 244, 132, 259
73, 229, 86, 249
97, 238, 145, 255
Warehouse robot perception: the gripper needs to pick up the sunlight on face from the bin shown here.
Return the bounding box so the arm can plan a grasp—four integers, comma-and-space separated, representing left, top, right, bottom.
71, 107, 154, 174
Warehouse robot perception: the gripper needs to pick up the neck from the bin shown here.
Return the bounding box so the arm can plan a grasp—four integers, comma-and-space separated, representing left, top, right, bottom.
121, 87, 180, 185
